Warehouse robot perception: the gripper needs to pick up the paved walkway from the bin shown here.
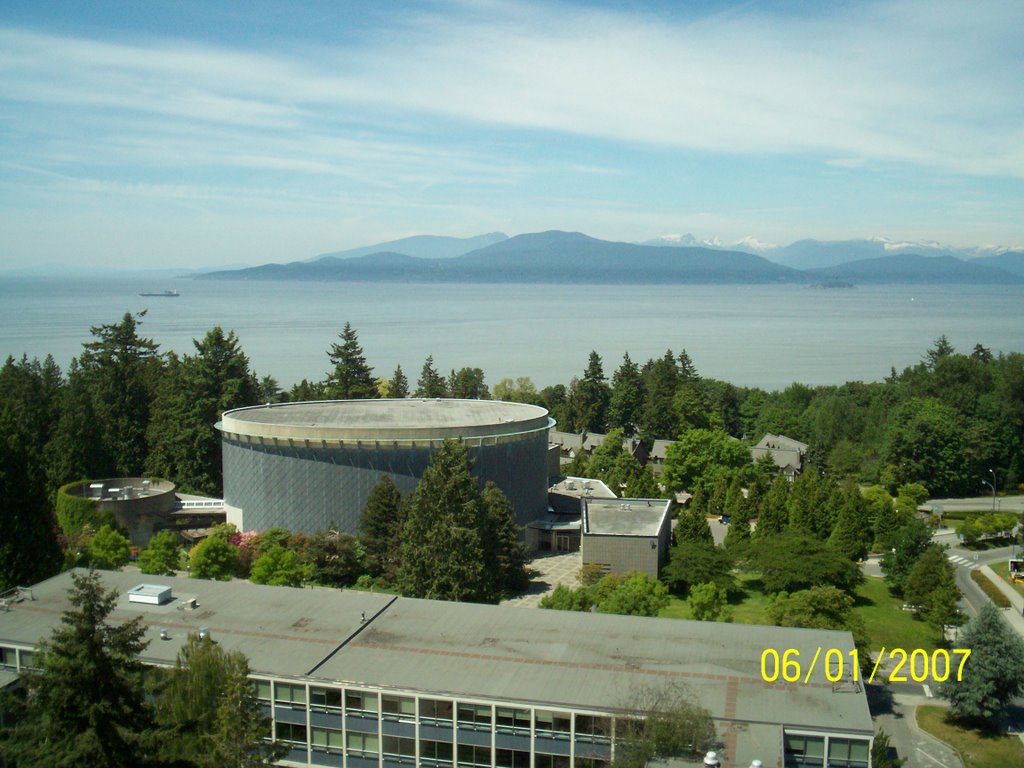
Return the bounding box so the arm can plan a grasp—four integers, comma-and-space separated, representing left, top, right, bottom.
978, 564, 1024, 636
872, 689, 964, 768
502, 551, 582, 607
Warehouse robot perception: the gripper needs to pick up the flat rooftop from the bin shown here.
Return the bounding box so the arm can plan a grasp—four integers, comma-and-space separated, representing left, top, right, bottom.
584, 497, 671, 537
2, 570, 872, 752
220, 399, 552, 442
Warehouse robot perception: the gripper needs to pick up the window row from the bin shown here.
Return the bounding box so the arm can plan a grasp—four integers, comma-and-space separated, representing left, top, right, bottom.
257, 679, 608, 740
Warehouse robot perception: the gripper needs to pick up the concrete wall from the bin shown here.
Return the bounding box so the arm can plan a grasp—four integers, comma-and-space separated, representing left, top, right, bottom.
581, 534, 660, 579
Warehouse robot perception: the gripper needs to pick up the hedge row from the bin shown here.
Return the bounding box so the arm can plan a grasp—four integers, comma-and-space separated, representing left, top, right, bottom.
970, 569, 1012, 608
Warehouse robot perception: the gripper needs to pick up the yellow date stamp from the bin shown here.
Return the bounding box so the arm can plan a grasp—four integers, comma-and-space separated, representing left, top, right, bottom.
760, 647, 972, 684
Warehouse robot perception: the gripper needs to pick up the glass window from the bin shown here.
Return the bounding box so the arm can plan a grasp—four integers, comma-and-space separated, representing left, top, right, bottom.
310, 686, 342, 710
255, 680, 272, 702
19, 650, 35, 670
421, 698, 454, 723
0, 647, 14, 670
346, 689, 379, 714
457, 744, 492, 767
457, 703, 492, 729
274, 682, 306, 706
495, 706, 531, 732
421, 740, 454, 764
382, 694, 416, 721
383, 735, 417, 758
535, 755, 570, 768
346, 731, 380, 756
535, 709, 572, 737
575, 760, 608, 768
576, 714, 611, 741
827, 737, 870, 767
276, 722, 308, 746
311, 727, 344, 751
784, 734, 825, 767
496, 748, 531, 767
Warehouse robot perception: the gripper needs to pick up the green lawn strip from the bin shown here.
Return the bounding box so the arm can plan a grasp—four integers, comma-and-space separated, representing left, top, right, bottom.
994, 562, 1024, 597
916, 706, 1024, 768
851, 576, 939, 653
970, 570, 1011, 607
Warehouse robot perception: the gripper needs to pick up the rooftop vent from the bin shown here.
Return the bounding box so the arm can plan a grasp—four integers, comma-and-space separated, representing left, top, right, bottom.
127, 584, 172, 605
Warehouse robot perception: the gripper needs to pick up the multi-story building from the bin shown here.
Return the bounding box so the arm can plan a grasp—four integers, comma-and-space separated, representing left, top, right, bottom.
0, 570, 873, 768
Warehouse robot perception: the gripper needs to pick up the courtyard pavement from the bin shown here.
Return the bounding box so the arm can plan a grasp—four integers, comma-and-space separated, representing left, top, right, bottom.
502, 551, 582, 607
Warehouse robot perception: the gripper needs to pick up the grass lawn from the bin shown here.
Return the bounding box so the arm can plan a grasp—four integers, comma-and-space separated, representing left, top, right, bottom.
853, 576, 940, 653
659, 573, 938, 654
995, 562, 1024, 597
917, 706, 1024, 768
659, 572, 771, 623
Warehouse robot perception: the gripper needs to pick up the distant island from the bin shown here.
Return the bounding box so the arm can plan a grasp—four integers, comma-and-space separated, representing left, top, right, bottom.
194, 230, 1024, 286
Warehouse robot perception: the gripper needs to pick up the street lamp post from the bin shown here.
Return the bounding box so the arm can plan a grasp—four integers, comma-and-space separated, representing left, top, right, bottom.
989, 468, 997, 512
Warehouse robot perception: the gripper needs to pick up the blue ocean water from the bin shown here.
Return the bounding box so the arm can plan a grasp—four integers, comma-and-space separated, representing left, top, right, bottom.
1, 275, 1021, 391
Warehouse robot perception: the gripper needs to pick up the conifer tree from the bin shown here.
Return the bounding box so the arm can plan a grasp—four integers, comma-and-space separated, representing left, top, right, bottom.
78, 311, 162, 477
723, 477, 752, 550
674, 505, 713, 545
388, 364, 410, 398
639, 350, 680, 441
359, 475, 405, 579
325, 322, 377, 399
567, 351, 611, 433
939, 603, 1024, 726
828, 482, 872, 561
0, 570, 165, 767
398, 440, 488, 601
481, 481, 530, 598
607, 352, 644, 436
415, 355, 448, 398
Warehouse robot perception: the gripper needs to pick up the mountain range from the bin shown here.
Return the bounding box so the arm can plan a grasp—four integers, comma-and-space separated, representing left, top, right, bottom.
196, 231, 1024, 285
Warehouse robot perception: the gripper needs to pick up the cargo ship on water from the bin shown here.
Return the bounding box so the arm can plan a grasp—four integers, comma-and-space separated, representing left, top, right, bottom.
138, 289, 179, 297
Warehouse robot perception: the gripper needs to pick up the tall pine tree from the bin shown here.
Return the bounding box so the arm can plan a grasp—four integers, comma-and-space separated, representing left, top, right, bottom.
415, 355, 448, 398
325, 322, 377, 399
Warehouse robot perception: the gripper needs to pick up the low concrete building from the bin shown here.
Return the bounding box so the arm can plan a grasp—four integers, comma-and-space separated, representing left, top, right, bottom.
1, 569, 874, 768
581, 497, 672, 579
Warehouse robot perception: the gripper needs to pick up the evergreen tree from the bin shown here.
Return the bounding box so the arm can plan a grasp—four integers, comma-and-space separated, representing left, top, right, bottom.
397, 440, 489, 602
567, 351, 611, 433
723, 477, 752, 550
662, 540, 735, 598
607, 352, 644, 436
46, 360, 109, 487
480, 482, 530, 598
787, 470, 835, 539
0, 357, 62, 590
448, 367, 489, 399
904, 545, 962, 634
415, 355, 448, 398
359, 475, 404, 579
639, 350, 680, 441
673, 505, 713, 545
879, 519, 932, 596
325, 322, 377, 400
388, 364, 410, 398
939, 603, 1024, 727
828, 482, 872, 561
146, 327, 259, 496
78, 311, 162, 477
0, 570, 166, 767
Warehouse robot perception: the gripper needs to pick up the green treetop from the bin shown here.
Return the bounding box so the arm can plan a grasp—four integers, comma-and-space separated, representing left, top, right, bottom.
325, 322, 377, 400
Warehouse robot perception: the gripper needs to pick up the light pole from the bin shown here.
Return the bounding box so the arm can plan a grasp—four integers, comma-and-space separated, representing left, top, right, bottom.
989, 468, 997, 512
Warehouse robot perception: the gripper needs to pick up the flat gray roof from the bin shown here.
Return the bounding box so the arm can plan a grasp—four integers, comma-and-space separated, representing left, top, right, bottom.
1, 570, 872, 764
220, 399, 551, 442
584, 497, 671, 537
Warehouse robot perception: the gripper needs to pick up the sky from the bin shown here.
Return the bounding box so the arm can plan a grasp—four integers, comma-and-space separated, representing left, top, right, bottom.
2, 0, 1023, 270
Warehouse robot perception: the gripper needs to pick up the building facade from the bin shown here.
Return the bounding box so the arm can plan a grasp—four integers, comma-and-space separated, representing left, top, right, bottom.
1, 571, 874, 768
219, 399, 553, 534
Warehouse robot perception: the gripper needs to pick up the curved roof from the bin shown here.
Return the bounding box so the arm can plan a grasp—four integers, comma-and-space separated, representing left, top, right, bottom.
220, 399, 551, 442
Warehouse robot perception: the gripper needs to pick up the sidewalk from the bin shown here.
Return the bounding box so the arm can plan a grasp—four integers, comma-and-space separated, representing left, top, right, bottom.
978, 564, 1024, 636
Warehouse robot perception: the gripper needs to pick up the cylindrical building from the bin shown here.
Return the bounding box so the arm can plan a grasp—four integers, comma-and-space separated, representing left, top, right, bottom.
218, 399, 553, 534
